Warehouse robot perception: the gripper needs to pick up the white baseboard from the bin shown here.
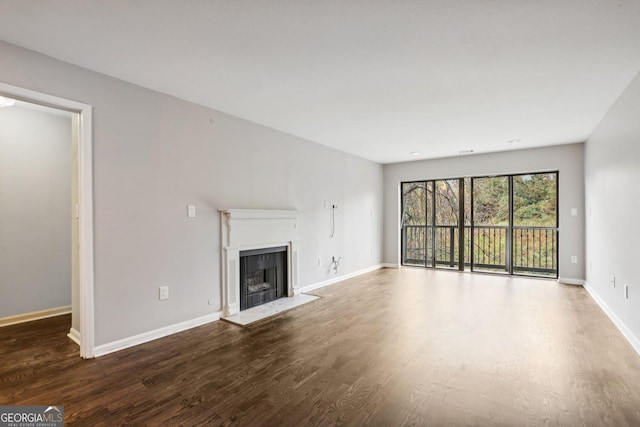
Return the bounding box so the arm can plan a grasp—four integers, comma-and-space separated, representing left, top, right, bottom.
558, 277, 585, 286
94, 311, 222, 357
94, 263, 381, 357
92, 264, 380, 357
583, 281, 640, 357
381, 263, 400, 269
67, 327, 81, 345
0, 305, 71, 327
299, 264, 383, 294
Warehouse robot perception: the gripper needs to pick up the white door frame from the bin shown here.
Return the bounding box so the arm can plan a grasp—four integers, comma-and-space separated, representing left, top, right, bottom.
0, 82, 95, 358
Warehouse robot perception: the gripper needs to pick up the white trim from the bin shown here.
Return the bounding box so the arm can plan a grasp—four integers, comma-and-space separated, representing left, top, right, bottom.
583, 281, 640, 357
300, 264, 383, 293
0, 306, 71, 327
557, 277, 585, 286
78, 104, 94, 358
67, 327, 81, 345
93, 312, 222, 357
0, 82, 95, 358
381, 263, 401, 269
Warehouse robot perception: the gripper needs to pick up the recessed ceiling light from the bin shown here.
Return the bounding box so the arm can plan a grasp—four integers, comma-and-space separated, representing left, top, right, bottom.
457, 149, 474, 154
508, 139, 521, 144
410, 151, 420, 156
0, 95, 16, 108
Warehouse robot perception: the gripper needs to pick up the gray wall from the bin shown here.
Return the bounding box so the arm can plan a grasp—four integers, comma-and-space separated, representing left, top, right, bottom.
585, 71, 640, 343
0, 41, 383, 345
383, 144, 585, 281
0, 105, 72, 318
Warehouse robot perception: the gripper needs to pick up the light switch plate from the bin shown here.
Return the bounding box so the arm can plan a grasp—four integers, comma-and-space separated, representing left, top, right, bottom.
187, 205, 196, 218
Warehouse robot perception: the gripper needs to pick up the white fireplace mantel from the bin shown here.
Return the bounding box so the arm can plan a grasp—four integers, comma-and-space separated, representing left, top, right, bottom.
219, 209, 299, 317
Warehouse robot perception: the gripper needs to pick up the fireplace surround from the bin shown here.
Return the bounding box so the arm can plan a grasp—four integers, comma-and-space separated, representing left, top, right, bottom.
219, 209, 299, 317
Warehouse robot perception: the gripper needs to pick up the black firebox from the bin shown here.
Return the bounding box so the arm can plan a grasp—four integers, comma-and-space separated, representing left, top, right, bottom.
239, 246, 288, 311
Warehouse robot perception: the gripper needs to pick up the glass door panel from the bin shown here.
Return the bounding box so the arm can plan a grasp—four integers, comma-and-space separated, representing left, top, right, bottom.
434, 179, 459, 269
512, 173, 558, 277
401, 182, 428, 266
425, 181, 434, 267
463, 177, 472, 270
472, 176, 509, 273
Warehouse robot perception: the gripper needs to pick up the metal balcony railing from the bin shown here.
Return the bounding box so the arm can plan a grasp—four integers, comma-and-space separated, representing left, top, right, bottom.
402, 224, 558, 277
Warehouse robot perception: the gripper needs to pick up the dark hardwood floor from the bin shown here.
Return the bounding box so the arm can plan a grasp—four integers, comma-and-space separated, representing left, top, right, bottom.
2, 268, 640, 426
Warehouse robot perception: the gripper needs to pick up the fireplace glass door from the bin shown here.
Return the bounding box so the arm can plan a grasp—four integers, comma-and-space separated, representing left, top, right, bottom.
239, 246, 288, 310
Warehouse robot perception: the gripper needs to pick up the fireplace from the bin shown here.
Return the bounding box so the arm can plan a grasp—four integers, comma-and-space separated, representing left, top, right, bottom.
219, 209, 299, 317
240, 246, 288, 310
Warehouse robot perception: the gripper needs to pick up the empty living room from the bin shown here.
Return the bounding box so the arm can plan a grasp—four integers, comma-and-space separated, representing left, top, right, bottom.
1, 1, 640, 426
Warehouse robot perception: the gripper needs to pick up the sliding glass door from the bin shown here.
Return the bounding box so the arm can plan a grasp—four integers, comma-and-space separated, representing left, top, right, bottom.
401, 181, 430, 267
471, 176, 509, 273
402, 179, 465, 270
512, 173, 558, 277
401, 171, 558, 278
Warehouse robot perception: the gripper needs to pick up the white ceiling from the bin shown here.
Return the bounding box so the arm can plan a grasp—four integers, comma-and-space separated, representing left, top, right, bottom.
1, 1, 639, 164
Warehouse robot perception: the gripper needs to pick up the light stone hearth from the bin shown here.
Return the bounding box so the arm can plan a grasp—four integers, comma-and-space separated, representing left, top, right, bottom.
221, 293, 319, 326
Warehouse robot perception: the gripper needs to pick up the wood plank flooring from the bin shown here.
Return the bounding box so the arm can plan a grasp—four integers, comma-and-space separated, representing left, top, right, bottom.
2, 268, 640, 426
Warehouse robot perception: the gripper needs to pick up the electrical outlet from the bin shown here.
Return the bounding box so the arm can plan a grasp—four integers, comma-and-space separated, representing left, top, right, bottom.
571, 256, 578, 264
159, 286, 169, 300
317, 257, 322, 267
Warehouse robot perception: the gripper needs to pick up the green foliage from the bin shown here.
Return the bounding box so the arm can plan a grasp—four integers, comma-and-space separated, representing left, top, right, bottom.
473, 177, 509, 226
471, 174, 557, 226
513, 174, 557, 226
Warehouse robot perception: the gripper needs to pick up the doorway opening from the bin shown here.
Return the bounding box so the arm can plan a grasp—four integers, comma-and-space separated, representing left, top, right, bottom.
0, 100, 74, 341
0, 83, 94, 358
